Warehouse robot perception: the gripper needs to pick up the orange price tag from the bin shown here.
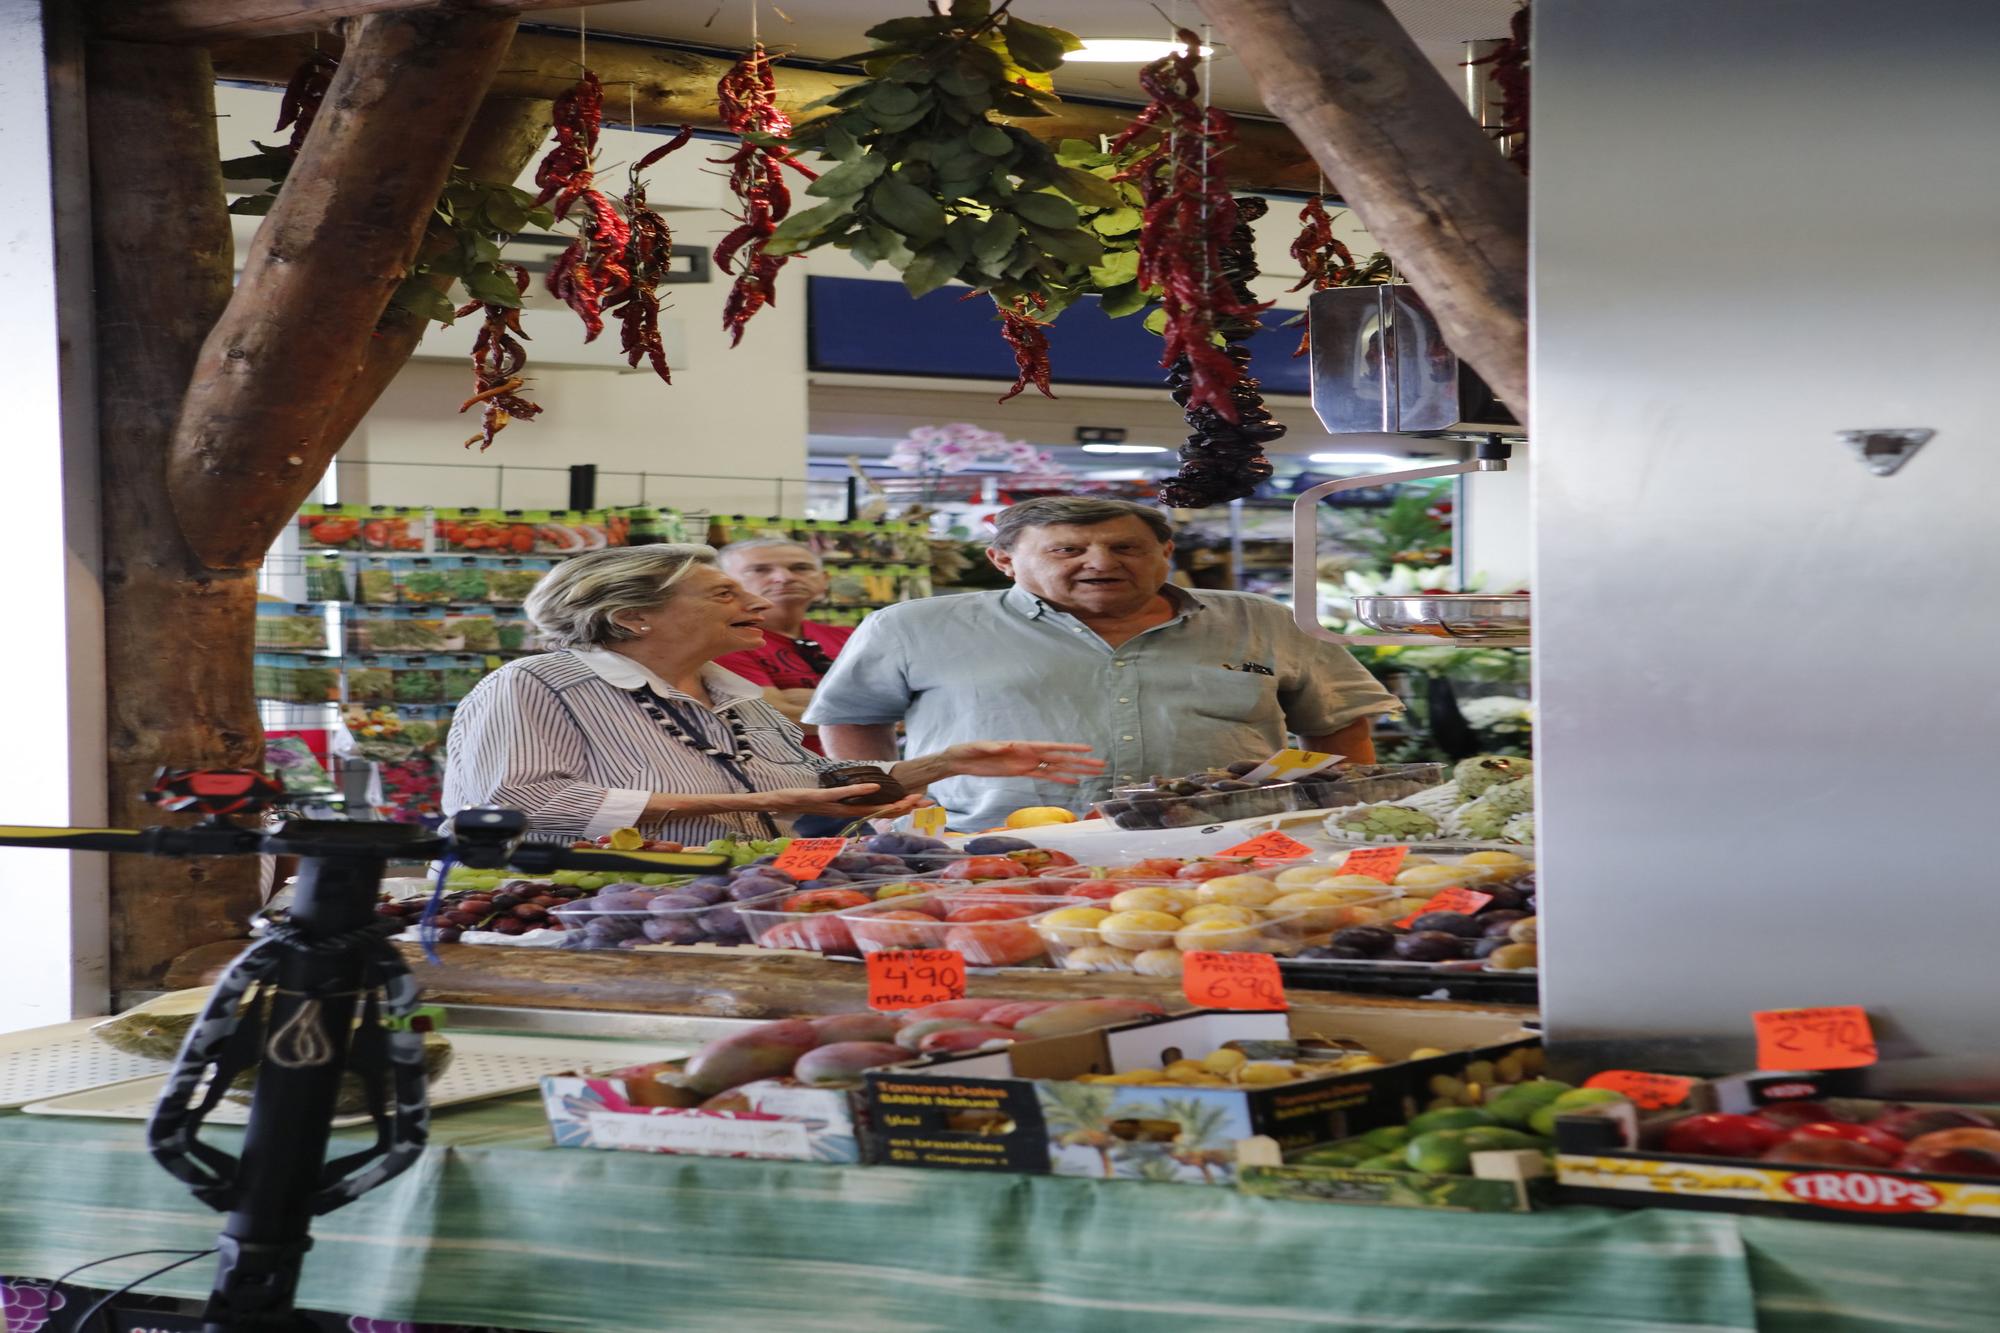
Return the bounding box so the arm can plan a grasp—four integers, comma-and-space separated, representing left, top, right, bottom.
1182, 951, 1288, 1011
1336, 845, 1410, 882
867, 949, 967, 1011
1216, 830, 1314, 861
1754, 1006, 1878, 1071
1584, 1070, 1698, 1110
1393, 886, 1493, 928
771, 837, 847, 880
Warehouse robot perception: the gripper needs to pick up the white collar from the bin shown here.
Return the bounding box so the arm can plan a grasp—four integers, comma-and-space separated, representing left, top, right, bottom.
571, 648, 762, 709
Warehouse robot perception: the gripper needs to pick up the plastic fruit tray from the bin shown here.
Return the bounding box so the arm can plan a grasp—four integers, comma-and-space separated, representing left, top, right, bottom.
837, 888, 1087, 967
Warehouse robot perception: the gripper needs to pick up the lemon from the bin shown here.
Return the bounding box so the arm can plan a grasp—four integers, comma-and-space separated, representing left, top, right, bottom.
1005, 806, 1077, 829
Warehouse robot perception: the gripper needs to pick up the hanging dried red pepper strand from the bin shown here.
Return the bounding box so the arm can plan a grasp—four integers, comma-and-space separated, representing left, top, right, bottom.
603, 128, 693, 383
712, 45, 818, 347
995, 295, 1055, 403
456, 265, 543, 451
534, 71, 633, 342
1467, 5, 1530, 171
274, 50, 337, 157
1286, 194, 1357, 357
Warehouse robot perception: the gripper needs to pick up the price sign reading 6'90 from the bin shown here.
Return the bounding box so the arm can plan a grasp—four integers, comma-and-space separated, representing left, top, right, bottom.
1182, 951, 1288, 1011
867, 949, 967, 1011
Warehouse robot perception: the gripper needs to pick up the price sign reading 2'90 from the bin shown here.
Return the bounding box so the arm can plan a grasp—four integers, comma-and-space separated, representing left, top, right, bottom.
1182, 951, 1288, 1011
867, 949, 967, 1011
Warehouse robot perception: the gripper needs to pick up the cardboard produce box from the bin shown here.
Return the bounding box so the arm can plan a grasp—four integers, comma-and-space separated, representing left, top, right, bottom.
863, 1007, 1536, 1184
542, 1064, 866, 1164
1554, 1069, 2000, 1231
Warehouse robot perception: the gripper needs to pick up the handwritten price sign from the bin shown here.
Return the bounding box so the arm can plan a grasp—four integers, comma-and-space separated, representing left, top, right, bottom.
1336, 845, 1409, 883
1584, 1070, 1697, 1110
867, 949, 967, 1011
1754, 1006, 1878, 1071
1393, 886, 1493, 928
1216, 830, 1314, 861
771, 838, 847, 880
1182, 951, 1288, 1011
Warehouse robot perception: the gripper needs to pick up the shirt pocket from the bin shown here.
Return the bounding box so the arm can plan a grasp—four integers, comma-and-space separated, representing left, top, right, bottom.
1189, 666, 1283, 725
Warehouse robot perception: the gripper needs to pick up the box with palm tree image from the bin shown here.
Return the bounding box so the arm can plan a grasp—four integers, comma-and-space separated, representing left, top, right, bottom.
863, 1008, 1538, 1184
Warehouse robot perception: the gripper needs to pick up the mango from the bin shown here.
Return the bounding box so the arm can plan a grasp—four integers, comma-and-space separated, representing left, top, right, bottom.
917, 1024, 1020, 1055
1529, 1087, 1628, 1138
1408, 1106, 1495, 1135
1485, 1078, 1573, 1126
1405, 1130, 1475, 1174
1357, 1124, 1414, 1153
1354, 1153, 1412, 1172
1012, 998, 1166, 1039
1460, 1126, 1549, 1153
980, 1001, 1059, 1028
683, 1019, 819, 1095
793, 1041, 909, 1087
1295, 1145, 1370, 1167
896, 1018, 983, 1052
896, 998, 1012, 1026
808, 1013, 900, 1045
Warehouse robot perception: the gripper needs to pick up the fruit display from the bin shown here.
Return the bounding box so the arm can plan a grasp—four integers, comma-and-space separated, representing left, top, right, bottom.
1326, 754, 1535, 846
1645, 1100, 2000, 1175
1290, 849, 1539, 974
554, 864, 808, 950
375, 874, 608, 942
1099, 762, 1443, 830
740, 879, 955, 956
1073, 1041, 1392, 1089
838, 889, 1091, 966
1030, 873, 1398, 976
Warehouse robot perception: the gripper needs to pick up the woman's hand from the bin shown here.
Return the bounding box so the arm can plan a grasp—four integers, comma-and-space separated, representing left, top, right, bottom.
940, 741, 1106, 785
753, 785, 929, 820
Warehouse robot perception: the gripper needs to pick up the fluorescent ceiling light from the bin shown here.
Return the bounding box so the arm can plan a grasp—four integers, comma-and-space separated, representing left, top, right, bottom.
1066, 38, 1215, 63
1309, 452, 1408, 464
1082, 442, 1169, 454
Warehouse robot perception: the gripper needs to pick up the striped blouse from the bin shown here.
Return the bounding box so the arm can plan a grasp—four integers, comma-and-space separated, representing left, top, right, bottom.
441, 648, 849, 845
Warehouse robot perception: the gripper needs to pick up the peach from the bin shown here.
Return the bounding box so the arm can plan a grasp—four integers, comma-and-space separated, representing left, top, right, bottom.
1107, 886, 1194, 915
1035, 906, 1113, 947
1180, 904, 1258, 927
1174, 917, 1267, 952
1097, 909, 1184, 950
1193, 874, 1283, 906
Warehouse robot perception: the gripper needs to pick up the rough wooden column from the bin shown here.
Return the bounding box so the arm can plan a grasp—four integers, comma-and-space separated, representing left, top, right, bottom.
167, 6, 519, 568
86, 40, 262, 991
1197, 0, 1529, 417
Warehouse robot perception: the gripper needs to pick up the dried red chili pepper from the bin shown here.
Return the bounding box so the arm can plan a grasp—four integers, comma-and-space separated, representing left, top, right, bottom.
1286, 194, 1358, 356
712, 45, 819, 347
603, 127, 693, 383
533, 71, 634, 345
1466, 5, 1530, 171
275, 51, 337, 157
996, 295, 1055, 403
456, 264, 542, 451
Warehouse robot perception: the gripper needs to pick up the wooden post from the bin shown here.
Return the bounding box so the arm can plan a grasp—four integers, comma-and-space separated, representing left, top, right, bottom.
86, 40, 264, 992
167, 7, 519, 569
1196, 0, 1529, 417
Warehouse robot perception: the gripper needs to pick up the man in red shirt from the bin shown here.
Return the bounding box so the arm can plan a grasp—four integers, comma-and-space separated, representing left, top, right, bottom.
713, 538, 856, 754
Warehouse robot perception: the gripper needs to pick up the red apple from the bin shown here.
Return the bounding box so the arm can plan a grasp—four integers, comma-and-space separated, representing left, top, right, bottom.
1751, 1101, 1852, 1130
1787, 1121, 1908, 1156
1661, 1113, 1790, 1159
1761, 1137, 1898, 1168
1896, 1146, 2000, 1177
1868, 1105, 1997, 1141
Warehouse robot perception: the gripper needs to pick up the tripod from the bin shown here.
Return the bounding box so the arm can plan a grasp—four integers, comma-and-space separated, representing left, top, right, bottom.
0, 769, 726, 1332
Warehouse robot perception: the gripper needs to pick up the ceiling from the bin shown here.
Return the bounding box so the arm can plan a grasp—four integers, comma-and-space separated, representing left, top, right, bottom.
534, 0, 1523, 117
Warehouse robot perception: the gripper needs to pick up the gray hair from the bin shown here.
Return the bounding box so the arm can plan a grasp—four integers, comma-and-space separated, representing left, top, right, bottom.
990, 497, 1174, 550
716, 537, 821, 568
524, 544, 718, 649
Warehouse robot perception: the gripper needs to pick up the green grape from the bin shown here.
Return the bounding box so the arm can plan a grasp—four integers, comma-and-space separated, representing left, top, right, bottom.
551, 871, 586, 887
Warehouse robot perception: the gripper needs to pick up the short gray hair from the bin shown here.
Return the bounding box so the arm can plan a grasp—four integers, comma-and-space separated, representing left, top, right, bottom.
716, 537, 821, 568
524, 544, 718, 649
990, 497, 1174, 550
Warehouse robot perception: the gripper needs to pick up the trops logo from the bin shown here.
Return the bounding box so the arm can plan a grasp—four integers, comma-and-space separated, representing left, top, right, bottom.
1783, 1170, 1944, 1212
1760, 1082, 1819, 1100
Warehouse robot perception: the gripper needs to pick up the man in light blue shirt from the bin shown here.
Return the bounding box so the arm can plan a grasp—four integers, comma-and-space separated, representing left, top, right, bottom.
806, 497, 1400, 830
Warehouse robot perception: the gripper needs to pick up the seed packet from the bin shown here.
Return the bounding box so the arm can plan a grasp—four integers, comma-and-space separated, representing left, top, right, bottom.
859, 565, 899, 604
861, 520, 902, 560
394, 558, 456, 605
265, 734, 335, 796
348, 606, 458, 653
446, 608, 501, 653
599, 509, 630, 548
341, 705, 450, 761
343, 657, 397, 705
438, 654, 495, 702
356, 506, 424, 552
895, 519, 931, 562
536, 509, 615, 554
485, 558, 552, 605
255, 602, 328, 651
824, 565, 870, 607
255, 654, 339, 704
616, 506, 676, 545
392, 659, 444, 705
711, 514, 793, 547
303, 553, 349, 601
297, 504, 366, 550
353, 557, 399, 604
435, 507, 536, 555
493, 609, 534, 653
896, 565, 934, 601
819, 521, 869, 563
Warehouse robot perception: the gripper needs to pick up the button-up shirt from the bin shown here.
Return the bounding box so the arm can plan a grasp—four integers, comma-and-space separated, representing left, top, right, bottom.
442, 648, 845, 844
803, 585, 1400, 830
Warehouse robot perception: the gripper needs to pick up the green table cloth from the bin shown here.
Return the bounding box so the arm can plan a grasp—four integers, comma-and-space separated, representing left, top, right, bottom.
0, 1098, 1989, 1332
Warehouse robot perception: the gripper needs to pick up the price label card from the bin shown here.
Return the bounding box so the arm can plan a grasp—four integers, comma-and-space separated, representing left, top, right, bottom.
771, 837, 847, 880
1754, 1006, 1878, 1071
1216, 830, 1315, 861
867, 949, 967, 1011
911, 806, 949, 837
1336, 845, 1410, 882
1182, 951, 1288, 1011
1584, 1070, 1697, 1110
1241, 749, 1344, 783
1393, 886, 1493, 927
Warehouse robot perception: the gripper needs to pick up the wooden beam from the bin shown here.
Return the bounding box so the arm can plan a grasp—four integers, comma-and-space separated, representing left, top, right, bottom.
168, 7, 519, 568
1196, 0, 1529, 418
91, 0, 635, 45
209, 29, 1324, 192
86, 40, 265, 991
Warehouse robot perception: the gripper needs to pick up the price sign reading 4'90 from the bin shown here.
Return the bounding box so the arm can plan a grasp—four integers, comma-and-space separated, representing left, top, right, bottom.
1182, 952, 1288, 1011
867, 949, 966, 1011
1754, 1005, 1878, 1071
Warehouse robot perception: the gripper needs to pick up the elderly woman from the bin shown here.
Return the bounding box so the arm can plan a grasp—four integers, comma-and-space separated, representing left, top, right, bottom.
442, 545, 1101, 844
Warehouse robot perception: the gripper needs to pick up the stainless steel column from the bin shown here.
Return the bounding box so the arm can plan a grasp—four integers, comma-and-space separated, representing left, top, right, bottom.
1535, 1, 2000, 1092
